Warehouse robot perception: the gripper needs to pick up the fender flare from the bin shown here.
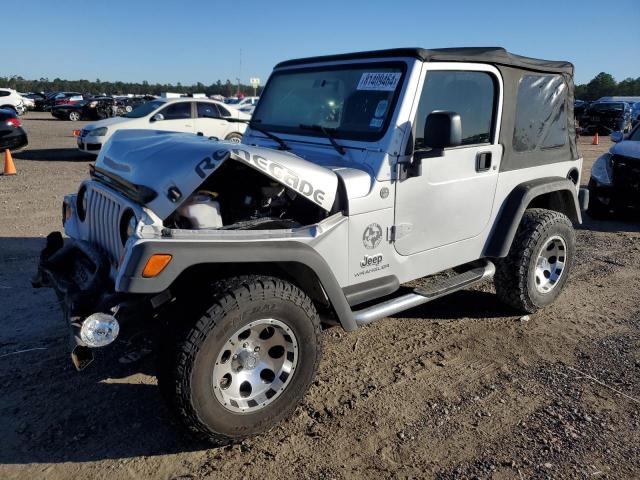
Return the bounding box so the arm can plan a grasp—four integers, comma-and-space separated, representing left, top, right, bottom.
117, 239, 358, 331
484, 177, 581, 258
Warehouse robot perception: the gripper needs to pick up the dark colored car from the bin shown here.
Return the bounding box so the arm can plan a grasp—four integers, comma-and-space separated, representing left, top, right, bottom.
574, 99, 589, 118
0, 108, 28, 151
51, 97, 116, 121
115, 95, 155, 113
23, 92, 47, 111
581, 102, 633, 134
588, 124, 640, 217
43, 91, 83, 111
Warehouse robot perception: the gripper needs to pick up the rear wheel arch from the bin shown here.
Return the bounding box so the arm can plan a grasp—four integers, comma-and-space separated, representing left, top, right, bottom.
485, 177, 581, 258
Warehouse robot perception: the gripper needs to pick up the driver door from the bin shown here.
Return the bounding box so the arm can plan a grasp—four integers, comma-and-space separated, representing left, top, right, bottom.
394, 66, 502, 256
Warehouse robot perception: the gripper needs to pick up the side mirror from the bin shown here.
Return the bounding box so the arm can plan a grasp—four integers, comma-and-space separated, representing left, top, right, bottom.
150, 113, 164, 122
610, 131, 623, 143
424, 111, 462, 149
404, 111, 462, 179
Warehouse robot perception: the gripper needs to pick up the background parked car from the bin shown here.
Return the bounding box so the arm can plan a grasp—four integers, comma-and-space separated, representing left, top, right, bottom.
77, 98, 250, 154
0, 108, 28, 151
574, 99, 589, 118
42, 92, 83, 111
21, 92, 47, 111
18, 94, 36, 110
51, 97, 116, 121
588, 123, 640, 217
580, 101, 632, 134
115, 95, 155, 113
0, 88, 26, 115
632, 102, 640, 126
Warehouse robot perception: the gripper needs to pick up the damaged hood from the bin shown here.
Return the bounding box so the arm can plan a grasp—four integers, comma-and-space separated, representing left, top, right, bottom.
95, 129, 339, 218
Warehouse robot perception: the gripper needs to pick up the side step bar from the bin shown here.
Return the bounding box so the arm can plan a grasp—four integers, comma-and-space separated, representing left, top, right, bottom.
353, 261, 496, 326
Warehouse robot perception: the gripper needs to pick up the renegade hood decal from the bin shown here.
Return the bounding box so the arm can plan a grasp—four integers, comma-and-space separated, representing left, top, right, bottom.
96, 129, 339, 218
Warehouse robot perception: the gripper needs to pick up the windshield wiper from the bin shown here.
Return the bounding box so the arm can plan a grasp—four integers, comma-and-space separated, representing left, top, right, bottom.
298, 124, 346, 155
222, 118, 289, 150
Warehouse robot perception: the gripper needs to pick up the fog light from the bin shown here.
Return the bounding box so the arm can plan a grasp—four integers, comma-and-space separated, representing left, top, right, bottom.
80, 313, 119, 347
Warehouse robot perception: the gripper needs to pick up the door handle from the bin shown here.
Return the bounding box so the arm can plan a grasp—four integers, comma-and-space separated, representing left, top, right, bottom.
476, 152, 492, 172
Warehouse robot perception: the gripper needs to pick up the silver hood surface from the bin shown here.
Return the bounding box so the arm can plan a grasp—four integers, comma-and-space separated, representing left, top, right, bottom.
95, 129, 340, 218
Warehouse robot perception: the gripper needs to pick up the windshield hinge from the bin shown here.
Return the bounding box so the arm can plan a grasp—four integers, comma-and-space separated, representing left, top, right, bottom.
388, 223, 412, 242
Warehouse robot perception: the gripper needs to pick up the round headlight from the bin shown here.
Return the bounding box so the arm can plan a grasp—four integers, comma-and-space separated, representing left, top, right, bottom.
119, 209, 137, 245
77, 186, 87, 221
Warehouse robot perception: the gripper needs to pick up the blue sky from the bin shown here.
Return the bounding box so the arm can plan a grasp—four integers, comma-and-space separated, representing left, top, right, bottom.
4, 0, 639, 85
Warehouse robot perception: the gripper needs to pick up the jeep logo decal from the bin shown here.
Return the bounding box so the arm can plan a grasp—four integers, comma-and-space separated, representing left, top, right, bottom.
360, 254, 383, 268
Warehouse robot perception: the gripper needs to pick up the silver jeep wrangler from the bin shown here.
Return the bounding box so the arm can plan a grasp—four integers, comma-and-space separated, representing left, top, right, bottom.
35, 47, 588, 444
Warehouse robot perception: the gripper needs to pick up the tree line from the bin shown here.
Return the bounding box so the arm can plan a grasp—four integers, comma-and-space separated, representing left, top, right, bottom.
0, 76, 261, 97
0, 72, 638, 100
574, 72, 640, 100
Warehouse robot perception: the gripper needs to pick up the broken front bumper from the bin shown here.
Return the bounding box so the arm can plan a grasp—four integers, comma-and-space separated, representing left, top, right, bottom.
32, 232, 145, 370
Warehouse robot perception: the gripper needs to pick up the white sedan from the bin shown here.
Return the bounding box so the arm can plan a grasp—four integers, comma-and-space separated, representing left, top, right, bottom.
77, 98, 250, 155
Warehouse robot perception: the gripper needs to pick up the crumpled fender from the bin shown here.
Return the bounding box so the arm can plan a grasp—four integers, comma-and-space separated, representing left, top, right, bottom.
96, 130, 338, 218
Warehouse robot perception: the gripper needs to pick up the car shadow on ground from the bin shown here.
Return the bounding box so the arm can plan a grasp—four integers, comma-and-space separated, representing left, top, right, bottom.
14, 148, 94, 162
22, 117, 69, 122
390, 289, 516, 321
579, 213, 640, 233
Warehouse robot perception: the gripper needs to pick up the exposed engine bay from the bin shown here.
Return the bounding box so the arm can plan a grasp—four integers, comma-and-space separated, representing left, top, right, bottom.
164, 160, 333, 230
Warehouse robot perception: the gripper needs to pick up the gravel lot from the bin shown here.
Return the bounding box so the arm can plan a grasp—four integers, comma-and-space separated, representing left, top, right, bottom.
1, 112, 639, 479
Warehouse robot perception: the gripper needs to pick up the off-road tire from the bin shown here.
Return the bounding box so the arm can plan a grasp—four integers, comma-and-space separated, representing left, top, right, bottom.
157, 275, 321, 444
494, 208, 575, 313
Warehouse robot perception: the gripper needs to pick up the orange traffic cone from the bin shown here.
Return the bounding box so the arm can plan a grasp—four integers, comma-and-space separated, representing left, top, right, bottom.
592, 132, 599, 145
2, 149, 16, 175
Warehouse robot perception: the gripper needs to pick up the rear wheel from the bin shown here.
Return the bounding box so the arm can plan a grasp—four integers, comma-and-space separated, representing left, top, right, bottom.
494, 208, 575, 313
68, 111, 81, 121
157, 275, 321, 444
225, 132, 243, 143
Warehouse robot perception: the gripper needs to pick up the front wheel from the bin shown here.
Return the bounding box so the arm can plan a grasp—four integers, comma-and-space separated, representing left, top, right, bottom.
157, 275, 321, 444
68, 111, 81, 121
494, 208, 575, 313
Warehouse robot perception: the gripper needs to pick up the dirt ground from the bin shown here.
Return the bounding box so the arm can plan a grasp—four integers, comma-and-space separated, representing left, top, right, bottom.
0, 112, 638, 480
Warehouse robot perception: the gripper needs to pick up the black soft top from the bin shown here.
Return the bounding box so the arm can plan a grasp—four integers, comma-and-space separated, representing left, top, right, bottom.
276, 47, 573, 75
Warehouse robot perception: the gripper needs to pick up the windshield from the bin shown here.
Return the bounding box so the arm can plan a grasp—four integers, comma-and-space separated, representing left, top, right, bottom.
589, 102, 624, 112
629, 125, 640, 141
252, 63, 406, 141
123, 100, 165, 118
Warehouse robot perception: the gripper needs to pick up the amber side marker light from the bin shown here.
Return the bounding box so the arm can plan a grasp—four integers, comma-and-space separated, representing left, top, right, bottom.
142, 254, 172, 278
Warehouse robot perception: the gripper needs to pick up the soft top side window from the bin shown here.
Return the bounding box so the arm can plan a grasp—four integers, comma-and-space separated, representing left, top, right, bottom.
414, 70, 496, 150
513, 74, 568, 152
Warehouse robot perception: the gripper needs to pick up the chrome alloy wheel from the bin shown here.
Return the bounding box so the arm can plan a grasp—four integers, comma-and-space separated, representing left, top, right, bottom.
212, 319, 298, 413
534, 235, 567, 294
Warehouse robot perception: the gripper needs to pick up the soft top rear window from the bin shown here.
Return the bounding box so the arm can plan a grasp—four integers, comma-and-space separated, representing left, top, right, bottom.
513, 74, 568, 152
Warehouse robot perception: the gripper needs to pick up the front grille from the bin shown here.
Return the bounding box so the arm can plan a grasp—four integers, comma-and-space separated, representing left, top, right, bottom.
611, 154, 640, 202
86, 186, 124, 263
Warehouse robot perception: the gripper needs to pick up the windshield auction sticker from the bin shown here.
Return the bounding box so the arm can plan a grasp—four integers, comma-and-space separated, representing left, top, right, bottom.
357, 72, 401, 91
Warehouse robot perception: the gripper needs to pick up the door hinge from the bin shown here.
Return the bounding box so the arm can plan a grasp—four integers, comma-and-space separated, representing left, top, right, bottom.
388, 223, 412, 242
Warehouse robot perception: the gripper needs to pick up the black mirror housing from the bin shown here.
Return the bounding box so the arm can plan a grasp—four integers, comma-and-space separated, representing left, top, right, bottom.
424, 111, 462, 149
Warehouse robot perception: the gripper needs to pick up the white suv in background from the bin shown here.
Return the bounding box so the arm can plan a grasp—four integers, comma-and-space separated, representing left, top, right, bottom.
0, 89, 26, 115
77, 98, 250, 155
